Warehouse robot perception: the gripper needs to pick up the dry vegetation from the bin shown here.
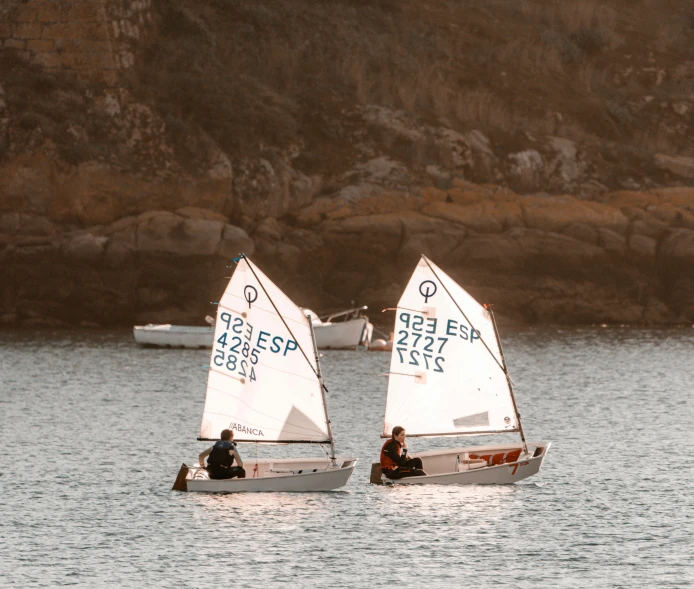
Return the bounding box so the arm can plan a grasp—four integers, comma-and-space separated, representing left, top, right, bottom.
3, 0, 692, 173
130, 0, 694, 169
0, 49, 111, 165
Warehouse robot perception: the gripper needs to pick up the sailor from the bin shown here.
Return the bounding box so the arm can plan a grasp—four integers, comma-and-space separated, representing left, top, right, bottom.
199, 429, 246, 480
380, 426, 427, 479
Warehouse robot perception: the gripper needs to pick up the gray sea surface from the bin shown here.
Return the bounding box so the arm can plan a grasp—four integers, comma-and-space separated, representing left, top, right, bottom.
1, 327, 693, 588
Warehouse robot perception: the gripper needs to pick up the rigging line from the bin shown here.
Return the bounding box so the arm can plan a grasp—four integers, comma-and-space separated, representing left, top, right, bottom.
241, 254, 327, 392
219, 298, 308, 330
319, 442, 331, 462
488, 306, 527, 452
372, 326, 391, 339
421, 256, 506, 375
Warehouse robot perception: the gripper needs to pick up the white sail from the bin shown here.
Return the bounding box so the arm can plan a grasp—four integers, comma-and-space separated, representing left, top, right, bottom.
200, 257, 331, 443
383, 256, 519, 437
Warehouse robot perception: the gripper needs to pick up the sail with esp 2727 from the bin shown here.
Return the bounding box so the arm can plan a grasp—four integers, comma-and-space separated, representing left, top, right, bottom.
383, 255, 519, 438
200, 257, 331, 444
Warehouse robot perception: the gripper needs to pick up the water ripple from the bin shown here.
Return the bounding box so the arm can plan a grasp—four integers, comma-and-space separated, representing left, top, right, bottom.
1, 327, 692, 588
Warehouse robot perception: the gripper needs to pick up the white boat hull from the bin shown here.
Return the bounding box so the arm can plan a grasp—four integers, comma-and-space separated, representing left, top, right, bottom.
133, 325, 214, 349
371, 442, 550, 485
369, 338, 393, 352
176, 456, 357, 493
313, 318, 373, 350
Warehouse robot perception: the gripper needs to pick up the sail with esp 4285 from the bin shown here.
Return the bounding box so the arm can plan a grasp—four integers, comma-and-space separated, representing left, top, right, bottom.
173, 255, 357, 493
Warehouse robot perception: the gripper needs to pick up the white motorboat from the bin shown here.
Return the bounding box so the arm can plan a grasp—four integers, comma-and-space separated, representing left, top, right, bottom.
370, 255, 550, 485
173, 255, 357, 493
302, 306, 373, 349
133, 323, 214, 349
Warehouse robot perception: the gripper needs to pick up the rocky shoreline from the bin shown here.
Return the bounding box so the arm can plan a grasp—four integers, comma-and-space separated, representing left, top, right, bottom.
2, 177, 693, 328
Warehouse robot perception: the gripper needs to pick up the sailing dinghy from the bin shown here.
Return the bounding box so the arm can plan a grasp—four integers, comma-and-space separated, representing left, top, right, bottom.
173, 255, 357, 493
370, 255, 550, 485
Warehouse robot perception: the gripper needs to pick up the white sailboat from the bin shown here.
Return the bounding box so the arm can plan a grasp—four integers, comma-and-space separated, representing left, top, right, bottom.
173, 255, 357, 493
370, 255, 550, 485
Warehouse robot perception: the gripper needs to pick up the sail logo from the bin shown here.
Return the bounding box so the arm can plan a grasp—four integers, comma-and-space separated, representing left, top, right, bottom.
229, 422, 264, 437
419, 280, 437, 303
244, 285, 258, 308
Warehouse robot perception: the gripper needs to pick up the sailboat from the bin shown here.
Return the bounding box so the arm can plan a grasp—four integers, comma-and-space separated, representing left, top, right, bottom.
173, 254, 357, 493
370, 255, 550, 485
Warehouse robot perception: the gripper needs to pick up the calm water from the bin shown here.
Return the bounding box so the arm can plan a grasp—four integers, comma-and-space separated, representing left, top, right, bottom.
1, 327, 692, 588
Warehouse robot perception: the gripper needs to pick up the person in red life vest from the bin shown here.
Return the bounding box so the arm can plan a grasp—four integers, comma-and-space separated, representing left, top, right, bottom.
199, 429, 246, 480
380, 426, 427, 480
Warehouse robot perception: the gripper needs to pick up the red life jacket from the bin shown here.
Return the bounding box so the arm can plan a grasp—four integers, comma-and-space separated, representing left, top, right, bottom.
380, 439, 402, 470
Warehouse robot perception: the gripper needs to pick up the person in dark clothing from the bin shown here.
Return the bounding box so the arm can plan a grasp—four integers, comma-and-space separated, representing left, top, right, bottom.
199, 429, 246, 480
380, 426, 427, 480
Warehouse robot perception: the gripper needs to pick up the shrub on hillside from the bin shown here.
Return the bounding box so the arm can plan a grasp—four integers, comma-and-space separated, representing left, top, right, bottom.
570, 27, 609, 55
139, 3, 299, 156
540, 30, 581, 64
606, 100, 633, 127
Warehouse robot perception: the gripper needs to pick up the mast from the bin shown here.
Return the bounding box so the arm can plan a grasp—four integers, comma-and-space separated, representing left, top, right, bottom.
241, 254, 325, 391
308, 321, 337, 462
488, 306, 528, 455
422, 256, 506, 375
239, 253, 333, 447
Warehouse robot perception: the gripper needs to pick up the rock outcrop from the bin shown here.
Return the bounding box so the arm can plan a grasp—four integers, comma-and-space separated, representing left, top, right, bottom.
2, 179, 694, 327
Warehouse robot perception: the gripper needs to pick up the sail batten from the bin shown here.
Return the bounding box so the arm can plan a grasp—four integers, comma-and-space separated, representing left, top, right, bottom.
383, 256, 519, 438
200, 257, 331, 443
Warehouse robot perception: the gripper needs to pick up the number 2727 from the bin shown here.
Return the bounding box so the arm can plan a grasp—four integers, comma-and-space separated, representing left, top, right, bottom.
395, 348, 445, 372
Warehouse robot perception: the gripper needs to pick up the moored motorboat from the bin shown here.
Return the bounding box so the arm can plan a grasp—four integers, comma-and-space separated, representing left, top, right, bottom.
370, 255, 550, 486
133, 323, 214, 349
173, 255, 357, 493
302, 306, 373, 349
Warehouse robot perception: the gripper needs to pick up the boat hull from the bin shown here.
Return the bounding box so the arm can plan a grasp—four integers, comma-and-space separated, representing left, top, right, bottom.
176, 456, 357, 493
313, 318, 373, 349
371, 442, 550, 485
133, 325, 214, 349
369, 338, 393, 352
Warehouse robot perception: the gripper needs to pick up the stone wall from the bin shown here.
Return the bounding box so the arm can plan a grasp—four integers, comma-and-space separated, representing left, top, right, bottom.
0, 0, 154, 85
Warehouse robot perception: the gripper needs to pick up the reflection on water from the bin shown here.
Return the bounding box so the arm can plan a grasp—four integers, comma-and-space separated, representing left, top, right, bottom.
1, 327, 693, 588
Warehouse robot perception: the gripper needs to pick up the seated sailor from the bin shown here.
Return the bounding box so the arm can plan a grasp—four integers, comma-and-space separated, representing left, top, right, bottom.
199, 429, 246, 480
380, 426, 427, 479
